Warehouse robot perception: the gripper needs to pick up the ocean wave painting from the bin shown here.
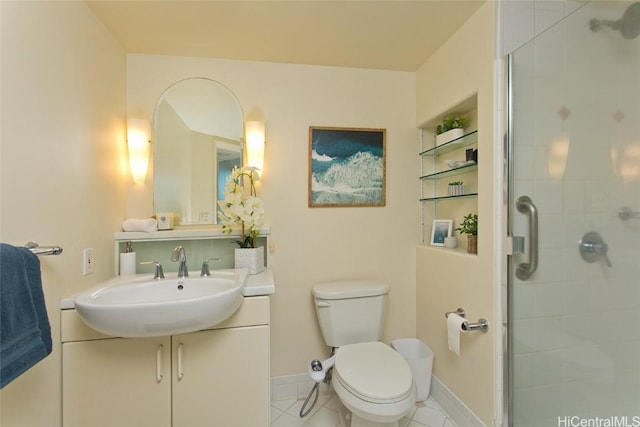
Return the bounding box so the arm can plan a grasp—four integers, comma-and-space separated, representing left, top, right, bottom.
309, 127, 386, 206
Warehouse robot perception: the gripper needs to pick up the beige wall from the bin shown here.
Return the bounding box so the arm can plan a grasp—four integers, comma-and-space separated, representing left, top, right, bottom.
0, 1, 126, 425
126, 55, 419, 377
415, 2, 498, 426
0, 1, 498, 425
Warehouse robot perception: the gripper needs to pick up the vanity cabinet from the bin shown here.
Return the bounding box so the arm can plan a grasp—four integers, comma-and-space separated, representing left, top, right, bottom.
172, 325, 269, 426
62, 296, 270, 427
62, 336, 171, 427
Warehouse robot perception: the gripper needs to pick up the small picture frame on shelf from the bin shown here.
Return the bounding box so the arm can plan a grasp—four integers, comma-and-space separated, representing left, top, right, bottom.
430, 219, 453, 246
466, 148, 478, 163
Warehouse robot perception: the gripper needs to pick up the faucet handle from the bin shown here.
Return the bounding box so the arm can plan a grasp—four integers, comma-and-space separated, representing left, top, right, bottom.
140, 261, 165, 279
200, 258, 222, 277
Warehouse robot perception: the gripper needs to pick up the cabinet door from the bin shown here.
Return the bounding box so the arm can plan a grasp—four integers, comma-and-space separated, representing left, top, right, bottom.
172, 325, 270, 427
62, 337, 171, 427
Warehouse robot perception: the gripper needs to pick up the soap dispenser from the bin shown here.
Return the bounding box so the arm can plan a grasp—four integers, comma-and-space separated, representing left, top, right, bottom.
119, 241, 136, 276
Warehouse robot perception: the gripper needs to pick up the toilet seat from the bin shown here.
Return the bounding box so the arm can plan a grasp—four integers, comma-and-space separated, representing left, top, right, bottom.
334, 342, 414, 404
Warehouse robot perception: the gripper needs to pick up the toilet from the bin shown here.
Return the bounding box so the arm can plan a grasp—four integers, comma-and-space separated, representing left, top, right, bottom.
312, 280, 416, 427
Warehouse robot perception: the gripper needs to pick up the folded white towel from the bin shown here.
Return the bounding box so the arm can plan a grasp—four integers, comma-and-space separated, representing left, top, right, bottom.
122, 218, 158, 233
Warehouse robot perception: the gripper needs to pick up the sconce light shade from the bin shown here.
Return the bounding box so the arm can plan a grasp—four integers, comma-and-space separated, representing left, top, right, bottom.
548, 134, 570, 179
245, 121, 265, 172
127, 118, 150, 184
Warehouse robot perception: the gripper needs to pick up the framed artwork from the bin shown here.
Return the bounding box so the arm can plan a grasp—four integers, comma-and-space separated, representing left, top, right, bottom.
308, 126, 386, 207
430, 219, 453, 246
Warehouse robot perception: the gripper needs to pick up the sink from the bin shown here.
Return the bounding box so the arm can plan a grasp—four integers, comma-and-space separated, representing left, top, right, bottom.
74, 269, 248, 338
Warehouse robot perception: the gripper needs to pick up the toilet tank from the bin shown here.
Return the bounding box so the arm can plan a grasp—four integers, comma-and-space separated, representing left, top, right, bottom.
312, 280, 390, 347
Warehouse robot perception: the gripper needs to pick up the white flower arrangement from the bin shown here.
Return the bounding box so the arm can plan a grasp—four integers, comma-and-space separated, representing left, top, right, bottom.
218, 166, 264, 248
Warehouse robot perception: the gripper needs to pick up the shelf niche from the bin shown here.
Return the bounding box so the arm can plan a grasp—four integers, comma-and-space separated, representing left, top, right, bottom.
419, 100, 478, 252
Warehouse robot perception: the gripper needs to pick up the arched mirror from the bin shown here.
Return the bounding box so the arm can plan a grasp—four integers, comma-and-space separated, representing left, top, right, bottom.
153, 78, 243, 225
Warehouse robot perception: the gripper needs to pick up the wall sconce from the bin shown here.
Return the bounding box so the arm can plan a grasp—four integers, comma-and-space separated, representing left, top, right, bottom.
127, 118, 150, 184
245, 121, 265, 173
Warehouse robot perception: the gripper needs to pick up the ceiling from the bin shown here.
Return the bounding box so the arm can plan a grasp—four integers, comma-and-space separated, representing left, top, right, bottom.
86, 0, 485, 72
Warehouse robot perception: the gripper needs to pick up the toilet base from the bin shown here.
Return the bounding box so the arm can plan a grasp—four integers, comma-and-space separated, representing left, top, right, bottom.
350, 412, 398, 427
337, 408, 349, 427
339, 408, 398, 427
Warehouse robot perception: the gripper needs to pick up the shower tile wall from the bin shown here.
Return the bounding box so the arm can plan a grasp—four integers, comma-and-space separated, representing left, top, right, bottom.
510, 2, 640, 425
500, 0, 585, 56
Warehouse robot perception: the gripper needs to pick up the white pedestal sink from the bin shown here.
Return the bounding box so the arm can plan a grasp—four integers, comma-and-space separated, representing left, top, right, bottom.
74, 269, 248, 337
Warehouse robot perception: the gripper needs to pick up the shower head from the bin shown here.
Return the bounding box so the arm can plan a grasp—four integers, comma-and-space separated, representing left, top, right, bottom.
590, 2, 640, 39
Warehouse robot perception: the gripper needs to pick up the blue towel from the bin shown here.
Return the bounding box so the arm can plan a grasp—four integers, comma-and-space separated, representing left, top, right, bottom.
0, 243, 52, 388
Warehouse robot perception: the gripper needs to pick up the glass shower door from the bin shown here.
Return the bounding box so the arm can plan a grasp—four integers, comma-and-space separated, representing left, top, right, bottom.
508, 2, 640, 426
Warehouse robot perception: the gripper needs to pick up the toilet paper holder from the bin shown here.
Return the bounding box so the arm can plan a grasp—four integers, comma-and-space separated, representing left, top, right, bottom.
445, 308, 489, 333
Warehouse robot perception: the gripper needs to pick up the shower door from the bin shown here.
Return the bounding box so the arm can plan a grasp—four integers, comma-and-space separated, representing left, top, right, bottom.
508, 2, 640, 426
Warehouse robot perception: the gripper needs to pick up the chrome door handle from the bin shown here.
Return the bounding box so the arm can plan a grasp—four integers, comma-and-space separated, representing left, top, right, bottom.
177, 342, 184, 380
515, 196, 539, 280
156, 344, 164, 382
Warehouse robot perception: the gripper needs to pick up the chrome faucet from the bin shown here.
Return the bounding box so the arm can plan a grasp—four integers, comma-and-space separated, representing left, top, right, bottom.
200, 257, 222, 277
139, 261, 165, 280
171, 246, 188, 278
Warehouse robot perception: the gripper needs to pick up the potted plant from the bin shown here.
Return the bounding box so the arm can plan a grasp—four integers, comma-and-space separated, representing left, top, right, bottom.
456, 213, 478, 254
447, 181, 464, 196
218, 166, 265, 274
435, 115, 468, 146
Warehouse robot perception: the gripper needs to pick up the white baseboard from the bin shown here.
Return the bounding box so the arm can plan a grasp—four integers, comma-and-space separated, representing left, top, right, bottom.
271, 373, 332, 402
430, 375, 487, 427
271, 373, 486, 426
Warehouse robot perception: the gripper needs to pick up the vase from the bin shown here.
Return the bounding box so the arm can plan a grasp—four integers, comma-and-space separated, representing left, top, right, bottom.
444, 236, 458, 249
234, 246, 265, 274
447, 185, 465, 196
435, 128, 464, 146
466, 235, 478, 254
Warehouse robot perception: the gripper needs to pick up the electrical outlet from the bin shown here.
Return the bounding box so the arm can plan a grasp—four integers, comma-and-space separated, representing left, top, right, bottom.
83, 248, 94, 275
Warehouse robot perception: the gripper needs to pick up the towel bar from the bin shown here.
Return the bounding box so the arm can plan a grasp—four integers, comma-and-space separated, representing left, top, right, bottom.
24, 242, 63, 256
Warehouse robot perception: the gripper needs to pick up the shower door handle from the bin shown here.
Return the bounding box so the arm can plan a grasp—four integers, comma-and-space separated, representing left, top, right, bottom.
515, 196, 539, 281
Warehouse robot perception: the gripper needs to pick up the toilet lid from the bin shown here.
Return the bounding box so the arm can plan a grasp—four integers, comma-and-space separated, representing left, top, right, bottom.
335, 342, 414, 404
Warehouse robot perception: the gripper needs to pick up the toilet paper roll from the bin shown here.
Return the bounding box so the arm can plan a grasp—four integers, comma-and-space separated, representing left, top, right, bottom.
447, 313, 467, 356
120, 252, 137, 276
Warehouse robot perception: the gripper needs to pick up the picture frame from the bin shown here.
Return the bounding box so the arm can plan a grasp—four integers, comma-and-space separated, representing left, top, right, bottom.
430, 219, 453, 246
309, 126, 386, 207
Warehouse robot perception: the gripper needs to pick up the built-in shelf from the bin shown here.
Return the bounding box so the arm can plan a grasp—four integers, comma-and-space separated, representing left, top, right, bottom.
419, 129, 478, 202
420, 163, 477, 181
419, 108, 479, 250
114, 226, 271, 242
419, 130, 478, 157
112, 226, 272, 277
420, 193, 478, 202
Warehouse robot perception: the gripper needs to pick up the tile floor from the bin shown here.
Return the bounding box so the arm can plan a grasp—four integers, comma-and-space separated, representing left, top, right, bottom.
271, 392, 458, 427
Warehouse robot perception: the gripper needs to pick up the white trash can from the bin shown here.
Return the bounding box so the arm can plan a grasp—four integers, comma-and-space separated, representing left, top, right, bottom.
391, 338, 433, 402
